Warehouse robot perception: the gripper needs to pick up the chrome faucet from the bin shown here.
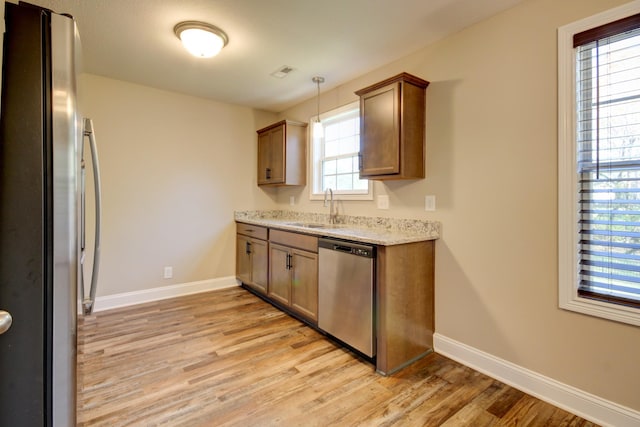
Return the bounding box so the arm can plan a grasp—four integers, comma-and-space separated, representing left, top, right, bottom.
324, 188, 337, 224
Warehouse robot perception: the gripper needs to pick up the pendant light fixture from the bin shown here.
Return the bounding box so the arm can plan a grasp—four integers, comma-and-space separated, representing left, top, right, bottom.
312, 76, 325, 138
174, 21, 229, 58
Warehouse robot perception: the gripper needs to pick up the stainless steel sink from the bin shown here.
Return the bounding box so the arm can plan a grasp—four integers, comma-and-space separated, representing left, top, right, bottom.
287, 222, 345, 229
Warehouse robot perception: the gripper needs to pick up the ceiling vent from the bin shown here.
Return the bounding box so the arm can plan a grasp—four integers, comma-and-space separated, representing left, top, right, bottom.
270, 65, 295, 79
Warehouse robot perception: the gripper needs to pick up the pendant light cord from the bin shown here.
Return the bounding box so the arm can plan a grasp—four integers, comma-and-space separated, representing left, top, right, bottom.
317, 81, 321, 123
312, 76, 324, 124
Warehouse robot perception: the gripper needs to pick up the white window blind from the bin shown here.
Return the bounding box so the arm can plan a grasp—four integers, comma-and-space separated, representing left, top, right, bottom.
575, 15, 640, 308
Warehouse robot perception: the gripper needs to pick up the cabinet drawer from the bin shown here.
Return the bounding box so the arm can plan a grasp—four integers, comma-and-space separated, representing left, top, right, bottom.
269, 229, 318, 253
236, 222, 268, 240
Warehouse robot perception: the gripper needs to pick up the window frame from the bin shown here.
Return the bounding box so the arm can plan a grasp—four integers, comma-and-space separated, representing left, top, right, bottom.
308, 101, 373, 201
558, 0, 640, 326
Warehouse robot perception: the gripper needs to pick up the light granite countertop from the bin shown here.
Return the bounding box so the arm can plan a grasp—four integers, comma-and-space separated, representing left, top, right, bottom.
234, 210, 440, 246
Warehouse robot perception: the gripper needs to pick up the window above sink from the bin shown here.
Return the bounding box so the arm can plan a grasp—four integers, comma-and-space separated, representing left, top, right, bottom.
309, 101, 373, 201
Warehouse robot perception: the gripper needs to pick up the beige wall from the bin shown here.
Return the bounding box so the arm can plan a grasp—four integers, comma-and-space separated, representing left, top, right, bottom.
79, 74, 277, 297
277, 0, 640, 411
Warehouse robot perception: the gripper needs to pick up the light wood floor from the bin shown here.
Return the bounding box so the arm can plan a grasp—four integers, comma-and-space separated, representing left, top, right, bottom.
77, 287, 598, 426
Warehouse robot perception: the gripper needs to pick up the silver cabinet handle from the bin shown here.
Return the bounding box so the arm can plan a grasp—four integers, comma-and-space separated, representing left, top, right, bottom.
0, 310, 12, 335
81, 118, 102, 315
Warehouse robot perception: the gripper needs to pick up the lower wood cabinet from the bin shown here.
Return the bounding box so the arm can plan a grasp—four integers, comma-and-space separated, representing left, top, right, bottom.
269, 243, 318, 322
376, 240, 435, 375
268, 229, 318, 323
236, 223, 268, 295
236, 223, 319, 323
236, 221, 436, 375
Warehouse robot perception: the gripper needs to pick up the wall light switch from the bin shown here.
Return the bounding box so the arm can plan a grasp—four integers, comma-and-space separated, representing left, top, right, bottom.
289, 196, 295, 206
377, 195, 389, 210
425, 195, 436, 211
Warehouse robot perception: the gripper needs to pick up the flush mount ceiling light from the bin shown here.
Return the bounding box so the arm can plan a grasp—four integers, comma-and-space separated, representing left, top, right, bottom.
174, 21, 229, 58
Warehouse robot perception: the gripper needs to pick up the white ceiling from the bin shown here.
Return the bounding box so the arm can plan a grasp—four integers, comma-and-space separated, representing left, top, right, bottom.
29, 0, 526, 112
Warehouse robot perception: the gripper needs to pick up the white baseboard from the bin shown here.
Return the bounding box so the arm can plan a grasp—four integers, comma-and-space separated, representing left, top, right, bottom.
434, 333, 640, 427
92, 276, 239, 312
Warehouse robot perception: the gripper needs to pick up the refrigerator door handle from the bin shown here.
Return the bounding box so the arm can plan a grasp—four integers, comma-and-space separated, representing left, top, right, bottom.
82, 118, 102, 315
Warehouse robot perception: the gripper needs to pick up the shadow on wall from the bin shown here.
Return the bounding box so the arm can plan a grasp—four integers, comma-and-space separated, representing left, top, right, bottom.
258, 185, 281, 206
435, 239, 520, 363
197, 220, 238, 279
425, 78, 461, 211
378, 78, 461, 213
277, 78, 465, 216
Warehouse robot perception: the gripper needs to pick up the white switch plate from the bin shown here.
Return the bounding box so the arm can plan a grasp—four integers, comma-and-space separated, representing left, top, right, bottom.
377, 195, 389, 210
289, 196, 295, 206
425, 195, 436, 211
163, 266, 173, 279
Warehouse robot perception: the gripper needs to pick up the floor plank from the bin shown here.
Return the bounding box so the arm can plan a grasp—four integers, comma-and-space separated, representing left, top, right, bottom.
76, 287, 598, 426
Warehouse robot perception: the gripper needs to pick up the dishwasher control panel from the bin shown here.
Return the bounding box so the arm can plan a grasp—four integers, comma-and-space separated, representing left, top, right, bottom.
318, 238, 376, 258
353, 247, 372, 257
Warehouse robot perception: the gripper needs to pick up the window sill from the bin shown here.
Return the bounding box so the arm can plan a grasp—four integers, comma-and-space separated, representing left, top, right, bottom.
559, 293, 640, 327
309, 192, 373, 202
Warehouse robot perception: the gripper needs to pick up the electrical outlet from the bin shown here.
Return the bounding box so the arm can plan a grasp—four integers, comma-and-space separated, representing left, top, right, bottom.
425, 195, 436, 211
163, 266, 173, 279
377, 195, 389, 210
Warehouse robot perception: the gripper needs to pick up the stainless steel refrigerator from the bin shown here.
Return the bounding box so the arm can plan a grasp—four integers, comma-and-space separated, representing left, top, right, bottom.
0, 2, 101, 425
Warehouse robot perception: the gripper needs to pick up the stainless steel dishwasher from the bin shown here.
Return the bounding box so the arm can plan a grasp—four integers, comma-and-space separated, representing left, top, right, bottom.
318, 238, 375, 357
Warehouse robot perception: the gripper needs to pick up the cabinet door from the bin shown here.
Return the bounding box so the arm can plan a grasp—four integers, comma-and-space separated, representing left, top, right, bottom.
257, 126, 285, 185
236, 234, 252, 284
290, 249, 318, 322
257, 131, 271, 184
268, 126, 285, 183
250, 238, 268, 295
269, 243, 290, 306
359, 82, 400, 177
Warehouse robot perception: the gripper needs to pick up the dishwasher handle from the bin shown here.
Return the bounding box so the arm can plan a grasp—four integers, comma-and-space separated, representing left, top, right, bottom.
334, 245, 353, 253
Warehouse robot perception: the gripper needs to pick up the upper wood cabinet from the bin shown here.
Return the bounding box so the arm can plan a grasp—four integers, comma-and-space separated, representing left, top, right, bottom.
355, 73, 429, 180
257, 120, 307, 186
